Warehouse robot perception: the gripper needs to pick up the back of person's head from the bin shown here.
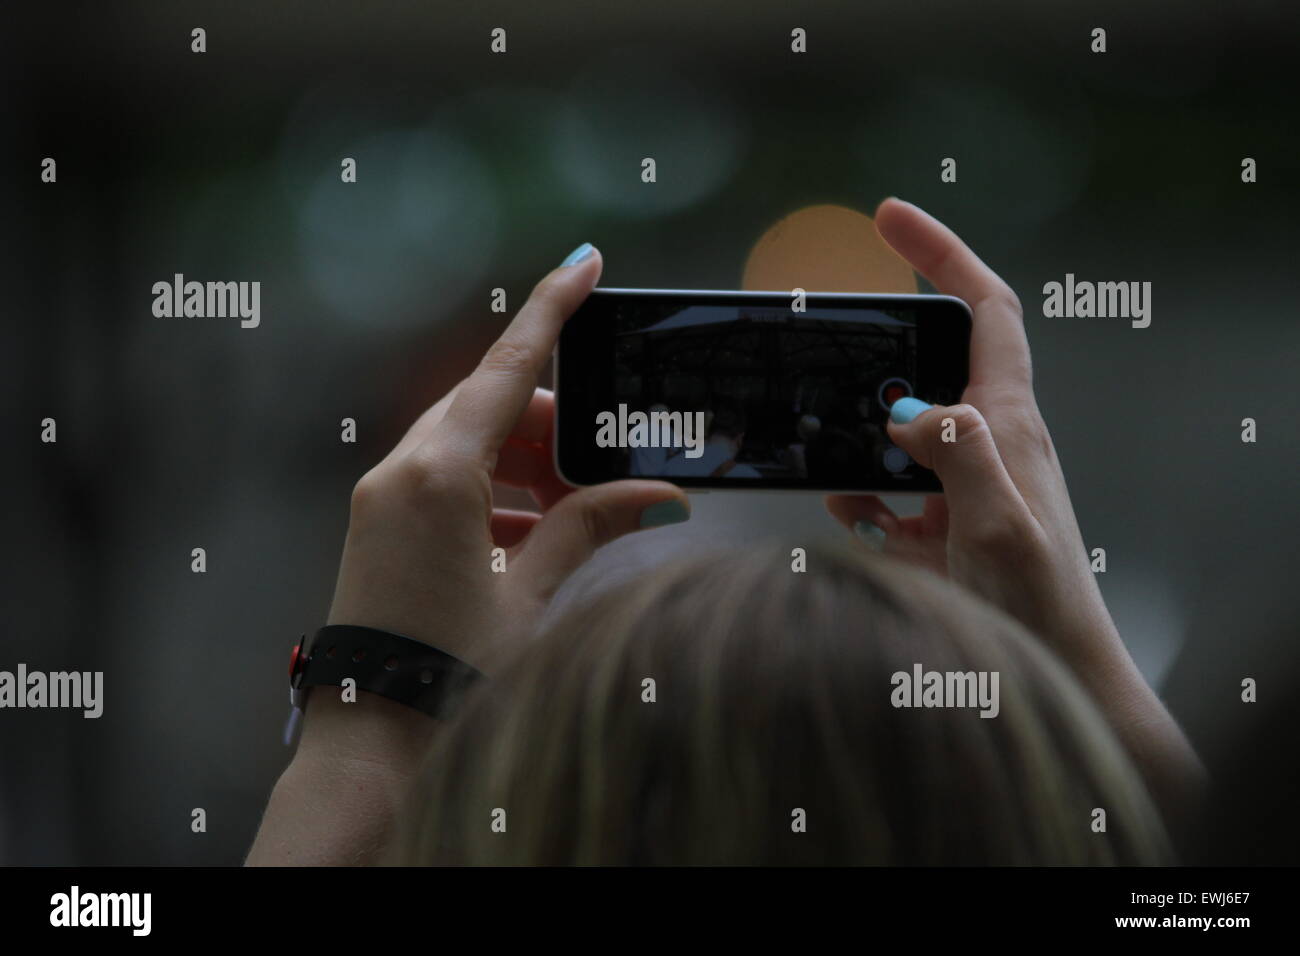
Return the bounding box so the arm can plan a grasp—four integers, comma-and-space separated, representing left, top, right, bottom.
399, 543, 1171, 865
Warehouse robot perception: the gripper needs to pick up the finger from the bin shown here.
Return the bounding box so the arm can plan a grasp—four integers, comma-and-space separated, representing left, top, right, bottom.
893, 514, 930, 540
824, 493, 899, 553
920, 494, 950, 538
885, 399, 1037, 537
821, 494, 904, 538
509, 481, 690, 599
493, 436, 550, 486
823, 493, 947, 571
433, 247, 602, 467
888, 514, 951, 576
490, 509, 541, 549
493, 436, 573, 510
874, 198, 1032, 391
512, 388, 555, 444
394, 386, 555, 462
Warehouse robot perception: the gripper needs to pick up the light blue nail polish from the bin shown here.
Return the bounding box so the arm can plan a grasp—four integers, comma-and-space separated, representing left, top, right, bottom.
639, 499, 690, 529
560, 242, 595, 267
853, 519, 886, 550
890, 396, 933, 424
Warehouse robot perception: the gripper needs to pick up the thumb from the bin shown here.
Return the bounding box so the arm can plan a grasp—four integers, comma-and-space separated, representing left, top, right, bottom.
509, 481, 691, 599
886, 398, 1034, 538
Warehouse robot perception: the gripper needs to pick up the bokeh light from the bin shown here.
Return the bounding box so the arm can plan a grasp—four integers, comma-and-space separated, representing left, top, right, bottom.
742, 204, 919, 292
295, 125, 499, 327
552, 46, 745, 218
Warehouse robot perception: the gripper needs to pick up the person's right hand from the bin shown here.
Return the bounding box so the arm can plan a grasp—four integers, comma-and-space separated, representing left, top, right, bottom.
827, 199, 1102, 659
826, 199, 1202, 817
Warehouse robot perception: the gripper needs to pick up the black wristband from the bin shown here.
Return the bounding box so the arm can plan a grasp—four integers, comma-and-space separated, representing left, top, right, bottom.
288, 625, 484, 721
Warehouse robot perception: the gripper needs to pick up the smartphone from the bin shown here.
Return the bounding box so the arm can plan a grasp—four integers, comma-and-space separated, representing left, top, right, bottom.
554, 288, 971, 492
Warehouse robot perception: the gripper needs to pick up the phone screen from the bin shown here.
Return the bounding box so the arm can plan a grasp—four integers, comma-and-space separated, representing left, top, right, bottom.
555, 289, 971, 492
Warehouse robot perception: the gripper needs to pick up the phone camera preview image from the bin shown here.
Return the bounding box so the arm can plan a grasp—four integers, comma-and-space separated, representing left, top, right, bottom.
556, 290, 971, 492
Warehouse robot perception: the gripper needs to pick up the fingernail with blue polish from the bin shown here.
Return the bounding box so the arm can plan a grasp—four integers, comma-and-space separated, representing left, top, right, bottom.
560, 242, 595, 267
854, 519, 886, 551
639, 499, 690, 529
890, 396, 933, 424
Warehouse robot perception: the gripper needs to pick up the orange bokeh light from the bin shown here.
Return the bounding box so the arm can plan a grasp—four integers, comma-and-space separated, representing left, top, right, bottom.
742, 204, 918, 294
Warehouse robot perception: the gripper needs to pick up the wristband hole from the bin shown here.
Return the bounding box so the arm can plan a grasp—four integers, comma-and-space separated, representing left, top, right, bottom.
419, 669, 434, 685
325, 646, 336, 659
384, 655, 398, 671
352, 649, 366, 663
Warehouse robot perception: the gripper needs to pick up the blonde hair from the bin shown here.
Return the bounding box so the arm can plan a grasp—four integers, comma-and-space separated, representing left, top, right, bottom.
399, 542, 1171, 865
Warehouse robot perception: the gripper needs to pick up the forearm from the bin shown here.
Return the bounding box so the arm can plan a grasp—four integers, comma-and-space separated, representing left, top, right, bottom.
1087, 645, 1206, 830
1042, 593, 1207, 831
1044, 473, 1207, 823
246, 692, 437, 866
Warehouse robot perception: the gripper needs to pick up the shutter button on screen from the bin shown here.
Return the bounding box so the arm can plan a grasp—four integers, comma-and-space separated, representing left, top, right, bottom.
877, 377, 913, 412
883, 445, 911, 473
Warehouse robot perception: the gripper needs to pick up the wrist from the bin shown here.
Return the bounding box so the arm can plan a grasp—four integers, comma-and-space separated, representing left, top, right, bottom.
295, 688, 439, 770
248, 691, 436, 867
